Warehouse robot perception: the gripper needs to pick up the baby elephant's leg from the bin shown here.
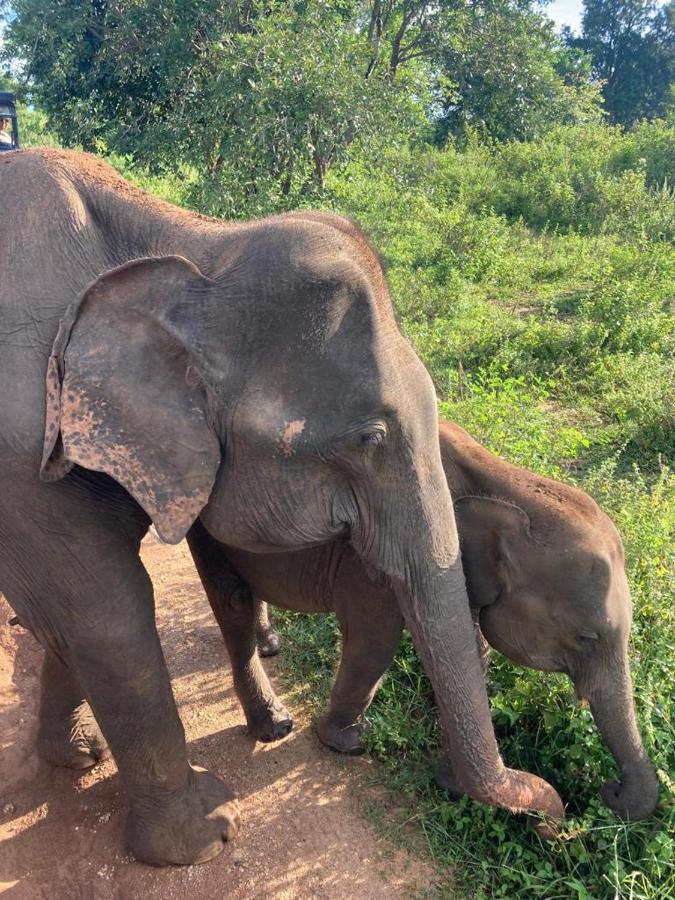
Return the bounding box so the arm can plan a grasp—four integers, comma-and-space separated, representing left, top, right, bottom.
187, 522, 292, 743
254, 598, 281, 657
37, 649, 110, 769
317, 572, 403, 755
435, 617, 491, 797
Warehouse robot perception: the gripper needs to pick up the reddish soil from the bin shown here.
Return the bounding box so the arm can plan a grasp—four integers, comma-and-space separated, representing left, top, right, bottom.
0, 536, 437, 898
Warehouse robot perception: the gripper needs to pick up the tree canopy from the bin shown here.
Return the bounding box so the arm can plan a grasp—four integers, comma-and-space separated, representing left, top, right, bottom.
567, 0, 674, 125
2, 0, 670, 209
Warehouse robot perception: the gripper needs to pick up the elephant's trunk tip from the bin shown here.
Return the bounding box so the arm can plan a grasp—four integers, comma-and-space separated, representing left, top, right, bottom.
600, 759, 660, 821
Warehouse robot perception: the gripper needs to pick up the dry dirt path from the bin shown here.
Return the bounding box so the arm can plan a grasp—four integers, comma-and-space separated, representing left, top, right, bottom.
0, 536, 438, 899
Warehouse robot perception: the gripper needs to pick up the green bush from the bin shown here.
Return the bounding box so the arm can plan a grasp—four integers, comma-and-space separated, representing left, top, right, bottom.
341, 122, 675, 239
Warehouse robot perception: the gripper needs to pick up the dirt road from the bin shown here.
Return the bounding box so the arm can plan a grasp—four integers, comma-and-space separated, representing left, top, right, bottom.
0, 536, 437, 898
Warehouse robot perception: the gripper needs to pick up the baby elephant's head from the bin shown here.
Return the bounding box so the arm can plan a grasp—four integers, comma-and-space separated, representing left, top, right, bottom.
455, 492, 659, 822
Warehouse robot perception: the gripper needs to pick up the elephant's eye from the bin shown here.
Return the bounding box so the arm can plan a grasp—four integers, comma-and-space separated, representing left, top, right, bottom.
579, 630, 599, 642
360, 428, 386, 448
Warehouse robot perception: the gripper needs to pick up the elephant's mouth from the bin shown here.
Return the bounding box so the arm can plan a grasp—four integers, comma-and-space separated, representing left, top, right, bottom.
479, 608, 563, 672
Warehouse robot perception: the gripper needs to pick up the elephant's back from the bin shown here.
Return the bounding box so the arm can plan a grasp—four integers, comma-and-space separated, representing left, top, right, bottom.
1, 149, 111, 299
0, 151, 111, 472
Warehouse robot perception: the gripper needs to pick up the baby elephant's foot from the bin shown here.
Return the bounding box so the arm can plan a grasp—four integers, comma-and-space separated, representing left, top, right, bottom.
434, 755, 464, 800
256, 625, 281, 658
37, 700, 111, 770
316, 714, 366, 755
127, 766, 240, 866
246, 697, 293, 743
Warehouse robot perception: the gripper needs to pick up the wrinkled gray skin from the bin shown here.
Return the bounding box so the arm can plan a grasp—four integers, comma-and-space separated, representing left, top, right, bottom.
0, 149, 562, 867
218, 420, 658, 822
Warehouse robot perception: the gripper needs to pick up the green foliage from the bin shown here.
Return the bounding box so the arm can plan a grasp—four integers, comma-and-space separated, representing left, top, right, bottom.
178, 7, 424, 217
15, 103, 61, 148
436, 1, 602, 143
5, 0, 431, 216
459, 122, 675, 238
327, 121, 675, 243
0, 70, 16, 92
3, 0, 602, 209
568, 0, 675, 126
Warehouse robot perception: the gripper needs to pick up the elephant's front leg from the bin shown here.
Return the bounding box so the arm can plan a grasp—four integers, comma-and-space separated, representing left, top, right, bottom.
70, 563, 240, 865
317, 574, 404, 755
37, 650, 110, 769
187, 521, 292, 743
4, 483, 240, 866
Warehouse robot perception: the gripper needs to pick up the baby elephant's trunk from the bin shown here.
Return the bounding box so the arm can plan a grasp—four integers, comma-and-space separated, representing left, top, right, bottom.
580, 656, 658, 820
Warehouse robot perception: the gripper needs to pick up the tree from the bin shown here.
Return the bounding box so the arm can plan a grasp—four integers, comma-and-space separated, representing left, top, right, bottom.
3, 0, 422, 212
177, 6, 424, 215
435, 0, 602, 142
362, 0, 461, 78
2, 0, 602, 210
569, 0, 674, 124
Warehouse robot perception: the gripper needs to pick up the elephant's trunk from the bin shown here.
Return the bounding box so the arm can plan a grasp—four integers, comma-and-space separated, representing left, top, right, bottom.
579, 655, 659, 820
393, 558, 564, 831
355, 449, 564, 833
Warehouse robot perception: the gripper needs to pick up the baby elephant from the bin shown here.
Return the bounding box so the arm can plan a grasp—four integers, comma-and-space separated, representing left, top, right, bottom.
196, 420, 658, 823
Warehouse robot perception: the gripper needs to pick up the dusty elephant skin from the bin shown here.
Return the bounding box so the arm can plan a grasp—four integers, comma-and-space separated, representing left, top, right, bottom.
0, 149, 561, 867
221, 420, 659, 823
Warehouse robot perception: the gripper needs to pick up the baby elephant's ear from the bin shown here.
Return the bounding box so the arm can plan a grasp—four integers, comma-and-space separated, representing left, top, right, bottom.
454, 497, 531, 604
40, 256, 221, 544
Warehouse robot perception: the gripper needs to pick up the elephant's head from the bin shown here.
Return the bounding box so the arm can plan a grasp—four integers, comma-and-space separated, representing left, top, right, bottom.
456, 493, 659, 820
40, 217, 563, 828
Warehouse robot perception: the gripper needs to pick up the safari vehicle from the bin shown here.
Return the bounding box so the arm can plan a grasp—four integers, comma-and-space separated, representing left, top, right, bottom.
0, 92, 19, 150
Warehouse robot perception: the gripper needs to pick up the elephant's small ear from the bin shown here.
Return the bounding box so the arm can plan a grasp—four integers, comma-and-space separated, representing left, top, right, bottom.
40, 256, 221, 544
454, 497, 530, 603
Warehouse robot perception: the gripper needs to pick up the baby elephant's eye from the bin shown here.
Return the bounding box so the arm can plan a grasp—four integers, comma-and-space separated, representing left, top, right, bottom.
360, 428, 386, 447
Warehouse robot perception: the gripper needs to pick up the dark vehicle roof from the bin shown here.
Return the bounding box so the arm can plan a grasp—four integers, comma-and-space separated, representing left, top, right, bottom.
0, 92, 17, 117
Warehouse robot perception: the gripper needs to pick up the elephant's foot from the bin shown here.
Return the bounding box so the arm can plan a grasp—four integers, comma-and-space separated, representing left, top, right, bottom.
256, 625, 281, 658
37, 700, 111, 770
433, 755, 464, 800
127, 766, 240, 866
600, 769, 659, 821
316, 714, 366, 755
245, 697, 293, 743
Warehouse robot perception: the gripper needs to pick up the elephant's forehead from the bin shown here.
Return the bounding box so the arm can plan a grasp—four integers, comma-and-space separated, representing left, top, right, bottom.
277, 418, 306, 458
551, 542, 629, 629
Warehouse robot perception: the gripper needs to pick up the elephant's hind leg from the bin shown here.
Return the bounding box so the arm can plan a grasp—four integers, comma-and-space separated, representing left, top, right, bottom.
317, 575, 404, 755
37, 650, 110, 769
187, 521, 292, 743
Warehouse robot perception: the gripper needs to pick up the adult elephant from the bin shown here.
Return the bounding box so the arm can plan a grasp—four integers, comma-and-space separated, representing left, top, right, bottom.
222, 421, 658, 822
0, 150, 562, 866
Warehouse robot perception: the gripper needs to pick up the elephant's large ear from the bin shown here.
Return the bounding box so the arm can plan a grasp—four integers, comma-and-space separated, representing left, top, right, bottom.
40, 256, 221, 544
454, 497, 531, 604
